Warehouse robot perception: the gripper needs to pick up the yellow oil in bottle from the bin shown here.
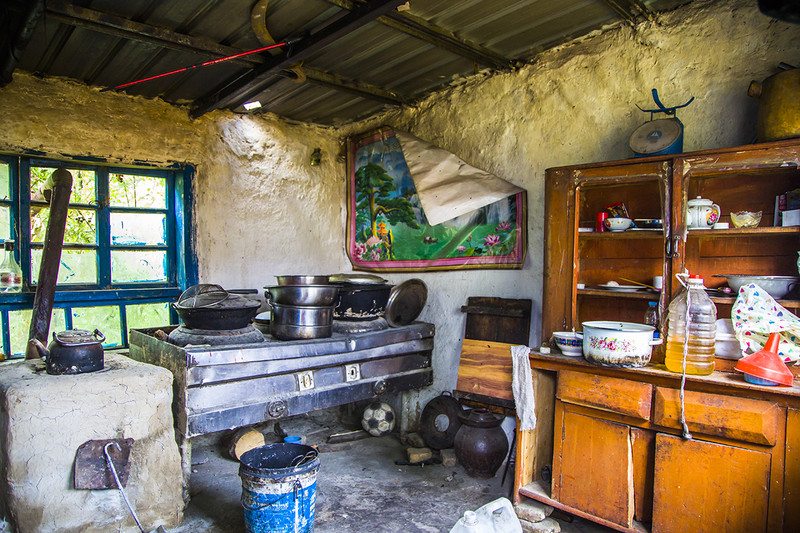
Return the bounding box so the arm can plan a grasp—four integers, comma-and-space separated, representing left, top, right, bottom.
664, 336, 715, 375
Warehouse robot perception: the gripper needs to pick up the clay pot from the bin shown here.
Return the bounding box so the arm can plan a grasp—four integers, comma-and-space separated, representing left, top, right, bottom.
453, 408, 508, 478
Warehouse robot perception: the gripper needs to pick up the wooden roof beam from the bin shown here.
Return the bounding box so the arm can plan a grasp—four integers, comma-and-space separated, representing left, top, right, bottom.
326, 0, 518, 71
1, 0, 46, 85
600, 0, 655, 23
45, 0, 404, 107
190, 0, 407, 118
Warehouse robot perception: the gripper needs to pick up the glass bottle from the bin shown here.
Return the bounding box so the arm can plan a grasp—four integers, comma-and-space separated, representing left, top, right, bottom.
664, 274, 717, 375
644, 301, 660, 339
0, 240, 22, 293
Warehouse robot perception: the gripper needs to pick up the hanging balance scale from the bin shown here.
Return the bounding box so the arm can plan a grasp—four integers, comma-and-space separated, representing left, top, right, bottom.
629, 89, 695, 157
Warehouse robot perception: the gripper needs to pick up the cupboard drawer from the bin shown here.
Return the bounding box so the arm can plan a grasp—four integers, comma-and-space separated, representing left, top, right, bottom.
652, 387, 780, 446
556, 371, 652, 420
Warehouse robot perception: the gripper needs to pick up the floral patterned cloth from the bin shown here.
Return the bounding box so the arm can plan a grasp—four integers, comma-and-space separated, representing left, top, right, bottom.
732, 283, 800, 363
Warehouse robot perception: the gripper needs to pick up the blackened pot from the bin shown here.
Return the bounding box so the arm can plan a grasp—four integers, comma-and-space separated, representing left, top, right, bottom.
332, 282, 392, 321
454, 408, 509, 478
171, 297, 261, 330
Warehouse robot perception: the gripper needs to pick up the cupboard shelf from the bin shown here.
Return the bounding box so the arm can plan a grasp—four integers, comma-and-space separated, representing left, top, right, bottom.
686, 226, 800, 237
578, 230, 664, 239
578, 289, 658, 300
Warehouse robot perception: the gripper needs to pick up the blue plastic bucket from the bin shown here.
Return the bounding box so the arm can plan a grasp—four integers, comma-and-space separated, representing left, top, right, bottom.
239, 443, 320, 533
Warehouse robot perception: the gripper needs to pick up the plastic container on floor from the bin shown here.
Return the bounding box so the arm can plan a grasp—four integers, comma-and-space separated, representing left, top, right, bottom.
664, 274, 717, 375
449, 497, 522, 533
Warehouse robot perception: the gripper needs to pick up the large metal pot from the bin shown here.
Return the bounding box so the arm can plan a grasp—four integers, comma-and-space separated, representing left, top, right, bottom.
269, 302, 334, 340
333, 282, 393, 321
276, 275, 330, 286
172, 284, 261, 330
29, 329, 105, 375
581, 321, 662, 368
265, 284, 339, 306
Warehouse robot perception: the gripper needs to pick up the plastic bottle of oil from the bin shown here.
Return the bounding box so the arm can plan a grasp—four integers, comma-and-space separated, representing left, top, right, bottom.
664, 274, 717, 375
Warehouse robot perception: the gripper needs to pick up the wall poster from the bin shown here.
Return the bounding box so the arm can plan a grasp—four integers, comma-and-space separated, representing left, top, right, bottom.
346, 127, 527, 272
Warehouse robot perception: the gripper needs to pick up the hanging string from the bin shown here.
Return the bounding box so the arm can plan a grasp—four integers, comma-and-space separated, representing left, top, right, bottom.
679, 273, 692, 440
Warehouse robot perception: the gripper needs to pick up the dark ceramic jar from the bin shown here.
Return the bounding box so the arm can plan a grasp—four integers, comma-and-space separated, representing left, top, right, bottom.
453, 408, 508, 478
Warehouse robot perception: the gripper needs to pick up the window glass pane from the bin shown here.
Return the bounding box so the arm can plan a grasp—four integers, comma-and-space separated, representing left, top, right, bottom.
111, 213, 166, 245
0, 206, 10, 241
0, 162, 9, 201
71, 306, 121, 347
126, 302, 170, 330
111, 250, 167, 283
31, 249, 97, 284
31, 167, 95, 205
8, 308, 67, 358
109, 173, 167, 209
31, 207, 96, 244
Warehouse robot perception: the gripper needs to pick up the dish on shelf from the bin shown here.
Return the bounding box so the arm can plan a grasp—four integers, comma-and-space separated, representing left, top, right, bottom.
730, 210, 762, 229
553, 332, 583, 356
633, 218, 663, 229
603, 217, 633, 231
713, 274, 799, 299
596, 284, 645, 292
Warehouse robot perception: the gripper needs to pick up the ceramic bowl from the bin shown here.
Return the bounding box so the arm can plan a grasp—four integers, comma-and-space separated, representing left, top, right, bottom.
718, 275, 799, 299
603, 217, 632, 231
553, 332, 584, 356
730, 211, 762, 228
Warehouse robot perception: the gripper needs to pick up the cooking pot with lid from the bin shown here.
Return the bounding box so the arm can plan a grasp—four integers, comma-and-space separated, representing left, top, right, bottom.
748, 64, 800, 142
29, 328, 106, 375
581, 321, 662, 368
172, 284, 261, 330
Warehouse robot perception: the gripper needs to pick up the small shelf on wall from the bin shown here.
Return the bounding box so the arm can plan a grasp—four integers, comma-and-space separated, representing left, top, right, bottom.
578, 230, 664, 240
578, 289, 660, 300
686, 226, 800, 237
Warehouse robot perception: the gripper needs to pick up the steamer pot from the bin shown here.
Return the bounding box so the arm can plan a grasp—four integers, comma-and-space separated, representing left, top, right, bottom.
269, 302, 334, 340
581, 321, 662, 368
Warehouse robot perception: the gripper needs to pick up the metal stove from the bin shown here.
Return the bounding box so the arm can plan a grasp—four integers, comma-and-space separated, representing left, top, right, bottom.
128, 322, 434, 439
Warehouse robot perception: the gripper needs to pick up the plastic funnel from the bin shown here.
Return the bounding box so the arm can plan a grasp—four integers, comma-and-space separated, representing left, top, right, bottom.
735, 333, 794, 386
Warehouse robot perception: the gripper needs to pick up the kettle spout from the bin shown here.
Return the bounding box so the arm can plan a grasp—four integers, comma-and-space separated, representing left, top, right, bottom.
27, 338, 49, 361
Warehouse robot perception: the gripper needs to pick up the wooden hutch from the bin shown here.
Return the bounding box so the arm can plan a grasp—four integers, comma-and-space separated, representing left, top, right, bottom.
513, 139, 800, 533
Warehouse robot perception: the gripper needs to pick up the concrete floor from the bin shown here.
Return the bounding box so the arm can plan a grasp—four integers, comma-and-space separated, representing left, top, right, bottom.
168, 413, 615, 533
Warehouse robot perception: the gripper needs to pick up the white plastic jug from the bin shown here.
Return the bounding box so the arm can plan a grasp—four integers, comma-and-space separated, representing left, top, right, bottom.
449, 498, 522, 533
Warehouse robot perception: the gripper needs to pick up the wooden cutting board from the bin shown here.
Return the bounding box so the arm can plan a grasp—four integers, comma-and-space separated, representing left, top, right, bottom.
455, 338, 517, 403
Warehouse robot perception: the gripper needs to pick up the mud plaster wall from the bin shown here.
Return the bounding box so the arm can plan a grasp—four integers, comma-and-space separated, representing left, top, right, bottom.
345, 0, 800, 418
0, 73, 349, 294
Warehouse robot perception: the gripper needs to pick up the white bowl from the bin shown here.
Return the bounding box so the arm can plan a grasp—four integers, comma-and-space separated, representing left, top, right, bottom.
604, 217, 632, 232
553, 332, 583, 356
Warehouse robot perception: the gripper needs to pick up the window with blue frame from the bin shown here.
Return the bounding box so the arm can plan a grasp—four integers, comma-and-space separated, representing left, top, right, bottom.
0, 154, 196, 358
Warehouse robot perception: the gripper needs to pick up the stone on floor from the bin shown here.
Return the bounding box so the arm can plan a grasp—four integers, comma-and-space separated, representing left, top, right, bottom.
516, 498, 554, 523
521, 517, 562, 533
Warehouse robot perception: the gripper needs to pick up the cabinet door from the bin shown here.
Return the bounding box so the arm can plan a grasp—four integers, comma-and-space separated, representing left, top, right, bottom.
652, 433, 770, 533
543, 160, 672, 338
554, 408, 634, 527
672, 146, 800, 313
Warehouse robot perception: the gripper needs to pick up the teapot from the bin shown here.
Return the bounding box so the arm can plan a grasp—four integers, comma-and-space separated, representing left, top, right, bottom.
686, 196, 721, 229
29, 329, 105, 375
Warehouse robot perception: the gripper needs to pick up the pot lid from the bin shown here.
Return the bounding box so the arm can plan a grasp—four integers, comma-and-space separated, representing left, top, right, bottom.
53, 328, 103, 345
687, 196, 714, 206
329, 273, 387, 284
385, 279, 428, 327
176, 284, 260, 309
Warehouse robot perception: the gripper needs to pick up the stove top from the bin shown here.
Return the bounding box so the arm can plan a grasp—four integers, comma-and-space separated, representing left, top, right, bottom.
332, 317, 388, 334
168, 324, 265, 347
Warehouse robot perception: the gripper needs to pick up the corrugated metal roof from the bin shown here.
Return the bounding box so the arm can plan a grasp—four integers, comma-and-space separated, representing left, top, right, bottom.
1, 0, 692, 125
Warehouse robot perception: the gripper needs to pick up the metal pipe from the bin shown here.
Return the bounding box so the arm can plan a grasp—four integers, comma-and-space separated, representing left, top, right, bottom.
26, 168, 73, 359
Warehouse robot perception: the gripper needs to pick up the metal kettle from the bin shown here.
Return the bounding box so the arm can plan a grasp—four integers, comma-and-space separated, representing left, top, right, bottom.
29, 329, 105, 375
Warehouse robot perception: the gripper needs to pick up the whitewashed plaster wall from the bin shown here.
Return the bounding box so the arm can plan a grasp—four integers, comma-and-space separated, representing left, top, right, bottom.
345, 0, 800, 420
0, 72, 349, 297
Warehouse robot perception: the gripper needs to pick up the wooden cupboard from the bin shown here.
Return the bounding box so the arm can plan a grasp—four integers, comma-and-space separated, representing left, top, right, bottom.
516, 140, 800, 533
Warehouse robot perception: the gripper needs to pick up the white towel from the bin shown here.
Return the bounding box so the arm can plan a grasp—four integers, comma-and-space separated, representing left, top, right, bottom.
510, 345, 536, 430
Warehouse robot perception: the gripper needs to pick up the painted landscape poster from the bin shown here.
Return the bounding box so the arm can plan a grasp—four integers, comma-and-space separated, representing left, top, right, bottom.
346, 127, 526, 271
